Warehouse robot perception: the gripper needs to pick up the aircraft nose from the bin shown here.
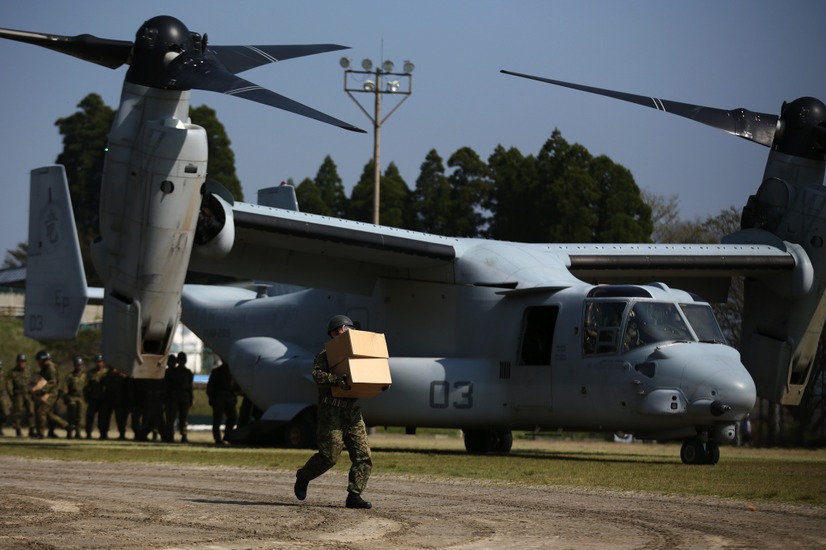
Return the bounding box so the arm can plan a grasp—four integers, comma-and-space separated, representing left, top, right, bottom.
705, 366, 756, 418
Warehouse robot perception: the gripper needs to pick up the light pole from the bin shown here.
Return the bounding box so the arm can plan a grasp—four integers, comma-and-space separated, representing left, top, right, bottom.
341, 57, 414, 225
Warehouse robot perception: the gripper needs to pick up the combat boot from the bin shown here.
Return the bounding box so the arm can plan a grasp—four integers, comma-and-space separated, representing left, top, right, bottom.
294, 471, 309, 501
345, 492, 372, 509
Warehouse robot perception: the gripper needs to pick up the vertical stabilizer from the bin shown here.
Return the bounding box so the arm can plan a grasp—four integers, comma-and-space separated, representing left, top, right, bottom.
25, 165, 88, 339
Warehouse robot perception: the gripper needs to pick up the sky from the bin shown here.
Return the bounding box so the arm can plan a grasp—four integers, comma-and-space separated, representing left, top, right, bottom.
1, 0, 824, 259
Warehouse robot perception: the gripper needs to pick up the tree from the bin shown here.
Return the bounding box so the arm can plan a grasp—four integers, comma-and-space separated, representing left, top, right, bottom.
590, 155, 652, 243
486, 144, 535, 240
446, 147, 491, 238
190, 105, 243, 201
410, 149, 452, 234
314, 155, 347, 217
487, 129, 652, 243
347, 160, 410, 228
296, 156, 348, 217
295, 177, 330, 216
54, 93, 116, 286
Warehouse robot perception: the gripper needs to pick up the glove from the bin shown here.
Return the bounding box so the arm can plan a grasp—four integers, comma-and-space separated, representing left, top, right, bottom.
338, 374, 352, 391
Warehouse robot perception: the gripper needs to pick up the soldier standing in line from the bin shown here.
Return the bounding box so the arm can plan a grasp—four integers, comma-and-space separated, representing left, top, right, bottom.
165, 351, 194, 443
7, 354, 34, 437
31, 350, 70, 439
206, 361, 238, 446
63, 356, 87, 439
294, 315, 373, 509
99, 365, 128, 440
84, 355, 107, 439
141, 355, 172, 443
126, 374, 145, 441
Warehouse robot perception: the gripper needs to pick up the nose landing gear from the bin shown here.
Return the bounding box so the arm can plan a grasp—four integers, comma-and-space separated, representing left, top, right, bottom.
680, 437, 720, 465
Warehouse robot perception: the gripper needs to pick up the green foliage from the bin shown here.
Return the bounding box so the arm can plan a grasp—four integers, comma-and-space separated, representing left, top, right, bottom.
487, 130, 651, 243
55, 93, 115, 286
347, 160, 410, 227
295, 156, 348, 217
190, 105, 243, 201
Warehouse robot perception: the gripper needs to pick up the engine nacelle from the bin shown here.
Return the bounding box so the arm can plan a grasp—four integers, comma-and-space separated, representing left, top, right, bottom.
96, 82, 207, 378
194, 192, 235, 260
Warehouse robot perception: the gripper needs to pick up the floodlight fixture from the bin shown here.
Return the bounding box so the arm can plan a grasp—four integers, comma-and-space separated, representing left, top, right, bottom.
403, 60, 415, 73
387, 80, 400, 93
339, 57, 351, 69
361, 58, 373, 71
382, 60, 394, 73
363, 80, 376, 92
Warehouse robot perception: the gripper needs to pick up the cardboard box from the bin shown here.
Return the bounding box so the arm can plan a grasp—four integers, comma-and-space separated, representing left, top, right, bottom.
331, 357, 392, 398
325, 329, 389, 367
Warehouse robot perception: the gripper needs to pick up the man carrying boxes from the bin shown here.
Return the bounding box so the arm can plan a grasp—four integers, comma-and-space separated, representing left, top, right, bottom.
294, 314, 392, 509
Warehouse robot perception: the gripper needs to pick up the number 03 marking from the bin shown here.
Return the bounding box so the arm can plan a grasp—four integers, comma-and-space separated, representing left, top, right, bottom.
429, 380, 473, 409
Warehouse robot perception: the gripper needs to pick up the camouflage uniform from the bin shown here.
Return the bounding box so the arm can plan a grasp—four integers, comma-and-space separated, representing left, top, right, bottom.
164, 352, 194, 443
63, 358, 87, 439
297, 348, 373, 496
32, 351, 69, 438
84, 356, 107, 438
7, 355, 34, 436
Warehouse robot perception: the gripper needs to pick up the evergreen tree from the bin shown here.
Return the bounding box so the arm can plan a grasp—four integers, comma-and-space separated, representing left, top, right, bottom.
348, 160, 410, 228
411, 149, 452, 234
314, 155, 347, 217
446, 147, 490, 238
55, 93, 115, 286
295, 177, 331, 215
190, 105, 243, 201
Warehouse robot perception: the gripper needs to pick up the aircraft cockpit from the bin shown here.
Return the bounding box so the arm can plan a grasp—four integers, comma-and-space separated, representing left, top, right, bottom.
582, 286, 727, 356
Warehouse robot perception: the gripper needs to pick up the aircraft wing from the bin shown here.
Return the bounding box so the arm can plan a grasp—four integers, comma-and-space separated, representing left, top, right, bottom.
188, 201, 802, 301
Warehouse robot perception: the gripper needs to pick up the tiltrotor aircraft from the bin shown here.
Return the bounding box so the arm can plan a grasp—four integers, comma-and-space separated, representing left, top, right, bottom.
6, 17, 826, 465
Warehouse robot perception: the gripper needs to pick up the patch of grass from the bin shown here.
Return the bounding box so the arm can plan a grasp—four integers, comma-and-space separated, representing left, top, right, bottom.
1, 431, 824, 507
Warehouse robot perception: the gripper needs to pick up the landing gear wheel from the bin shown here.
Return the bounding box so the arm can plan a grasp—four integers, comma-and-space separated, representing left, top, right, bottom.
463, 429, 513, 454
680, 439, 706, 465
283, 417, 314, 448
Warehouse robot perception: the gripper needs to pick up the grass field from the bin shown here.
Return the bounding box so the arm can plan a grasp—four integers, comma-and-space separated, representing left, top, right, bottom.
1, 429, 824, 507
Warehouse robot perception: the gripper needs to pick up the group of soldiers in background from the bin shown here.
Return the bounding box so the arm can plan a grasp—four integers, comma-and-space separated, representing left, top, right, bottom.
0, 350, 202, 443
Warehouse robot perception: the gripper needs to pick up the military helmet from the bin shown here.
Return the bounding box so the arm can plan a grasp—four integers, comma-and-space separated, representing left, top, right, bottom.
35, 350, 51, 362
327, 314, 354, 334
73, 356, 84, 367
16, 353, 27, 363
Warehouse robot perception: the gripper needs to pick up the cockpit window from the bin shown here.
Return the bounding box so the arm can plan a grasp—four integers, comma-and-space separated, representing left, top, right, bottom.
681, 303, 727, 344
583, 300, 627, 355
623, 302, 693, 350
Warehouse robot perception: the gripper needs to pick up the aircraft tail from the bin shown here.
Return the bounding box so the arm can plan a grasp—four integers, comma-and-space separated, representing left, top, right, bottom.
24, 166, 88, 339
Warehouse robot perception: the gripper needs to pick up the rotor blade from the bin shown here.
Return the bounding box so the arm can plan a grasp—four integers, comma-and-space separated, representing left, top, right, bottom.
501, 70, 779, 147
210, 44, 349, 74
0, 27, 132, 69
164, 53, 365, 133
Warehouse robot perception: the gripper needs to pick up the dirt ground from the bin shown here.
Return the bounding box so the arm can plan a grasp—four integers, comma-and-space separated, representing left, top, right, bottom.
1, 453, 824, 550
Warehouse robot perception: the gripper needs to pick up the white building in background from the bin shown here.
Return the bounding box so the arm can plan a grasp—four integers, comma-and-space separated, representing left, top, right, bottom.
170, 323, 210, 374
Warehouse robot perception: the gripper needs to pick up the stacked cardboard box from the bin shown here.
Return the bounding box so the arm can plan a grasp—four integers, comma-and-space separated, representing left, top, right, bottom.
326, 329, 392, 398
